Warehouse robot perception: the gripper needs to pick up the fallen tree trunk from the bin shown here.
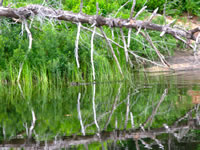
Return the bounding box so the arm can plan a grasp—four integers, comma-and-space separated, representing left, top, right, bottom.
0, 4, 199, 42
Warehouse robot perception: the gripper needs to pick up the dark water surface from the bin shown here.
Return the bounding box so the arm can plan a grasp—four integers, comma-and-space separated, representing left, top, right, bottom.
1, 71, 200, 150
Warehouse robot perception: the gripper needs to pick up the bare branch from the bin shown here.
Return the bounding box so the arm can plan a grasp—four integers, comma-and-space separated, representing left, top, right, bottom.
17, 19, 33, 82
148, 7, 159, 22
174, 34, 194, 49
134, 6, 147, 19
160, 19, 176, 37
140, 31, 170, 67
81, 25, 169, 68
114, 0, 130, 18
120, 28, 129, 62
130, 0, 136, 19
130, 112, 135, 129
80, 0, 83, 14
127, 29, 132, 48
127, 0, 136, 48
100, 27, 123, 76
0, 5, 197, 42
75, 22, 81, 68
91, 26, 96, 81
128, 51, 166, 67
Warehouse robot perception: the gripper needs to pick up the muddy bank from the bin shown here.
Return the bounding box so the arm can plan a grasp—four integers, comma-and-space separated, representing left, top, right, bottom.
144, 51, 200, 72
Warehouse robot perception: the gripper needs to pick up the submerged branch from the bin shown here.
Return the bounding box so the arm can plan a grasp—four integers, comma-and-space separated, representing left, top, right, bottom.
2, 120, 199, 149
143, 89, 168, 127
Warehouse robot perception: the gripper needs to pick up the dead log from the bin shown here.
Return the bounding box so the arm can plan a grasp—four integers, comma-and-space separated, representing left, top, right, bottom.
0, 4, 199, 42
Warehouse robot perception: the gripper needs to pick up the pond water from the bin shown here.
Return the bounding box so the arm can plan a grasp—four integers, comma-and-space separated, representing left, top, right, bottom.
0, 70, 200, 150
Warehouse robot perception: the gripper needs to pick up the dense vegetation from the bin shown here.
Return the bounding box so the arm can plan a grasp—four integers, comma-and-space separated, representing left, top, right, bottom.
0, 0, 199, 83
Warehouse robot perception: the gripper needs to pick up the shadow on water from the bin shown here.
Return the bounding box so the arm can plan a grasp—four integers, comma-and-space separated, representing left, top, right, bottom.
0, 70, 200, 149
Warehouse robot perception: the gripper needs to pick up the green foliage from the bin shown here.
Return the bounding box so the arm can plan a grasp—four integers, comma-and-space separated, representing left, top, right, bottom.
166, 0, 200, 16
0, 0, 196, 83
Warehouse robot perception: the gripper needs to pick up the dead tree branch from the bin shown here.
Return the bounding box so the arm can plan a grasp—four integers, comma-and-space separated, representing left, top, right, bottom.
140, 31, 170, 67
17, 19, 33, 82
0, 5, 198, 42
100, 27, 123, 76
75, 22, 81, 68
81, 25, 167, 68
91, 26, 96, 80
120, 28, 129, 62
127, 0, 136, 48
2, 122, 199, 149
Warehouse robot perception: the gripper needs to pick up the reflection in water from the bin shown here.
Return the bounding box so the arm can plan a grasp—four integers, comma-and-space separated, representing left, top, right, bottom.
0, 72, 200, 149
188, 90, 200, 104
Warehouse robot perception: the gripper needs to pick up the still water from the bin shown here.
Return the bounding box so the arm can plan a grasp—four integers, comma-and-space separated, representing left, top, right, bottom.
0, 70, 200, 149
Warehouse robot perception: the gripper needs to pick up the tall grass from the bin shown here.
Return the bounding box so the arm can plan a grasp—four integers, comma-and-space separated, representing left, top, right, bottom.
0, 9, 178, 85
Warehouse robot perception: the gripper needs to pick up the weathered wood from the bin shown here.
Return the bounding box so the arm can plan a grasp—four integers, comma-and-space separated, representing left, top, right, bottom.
0, 5, 199, 42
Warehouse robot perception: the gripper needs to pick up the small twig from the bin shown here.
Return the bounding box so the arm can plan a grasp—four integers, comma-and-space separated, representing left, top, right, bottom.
140, 139, 152, 149
160, 19, 176, 37
140, 31, 170, 67
134, 6, 147, 19
75, 22, 81, 68
174, 34, 194, 49
130, 0, 136, 19
127, 29, 132, 48
130, 112, 135, 129
136, 26, 142, 35
111, 28, 115, 40
148, 7, 159, 22
120, 28, 129, 62
80, 0, 83, 14
100, 27, 123, 76
114, 0, 130, 17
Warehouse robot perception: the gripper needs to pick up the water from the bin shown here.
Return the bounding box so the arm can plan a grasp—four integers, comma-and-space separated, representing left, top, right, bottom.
0, 71, 200, 149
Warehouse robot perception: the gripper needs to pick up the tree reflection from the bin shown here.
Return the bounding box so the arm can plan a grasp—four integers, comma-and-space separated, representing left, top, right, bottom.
0, 83, 199, 150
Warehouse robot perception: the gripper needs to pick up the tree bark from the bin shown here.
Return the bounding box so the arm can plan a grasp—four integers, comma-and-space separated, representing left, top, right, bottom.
0, 4, 199, 42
